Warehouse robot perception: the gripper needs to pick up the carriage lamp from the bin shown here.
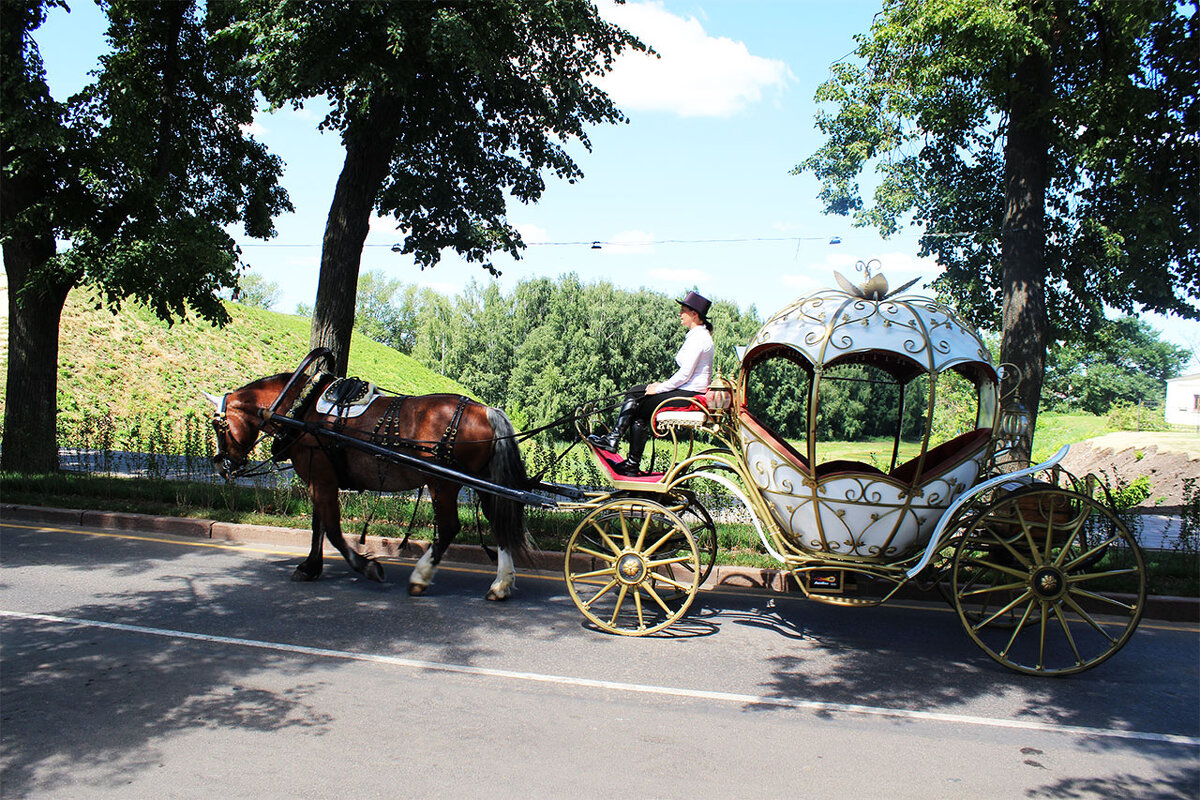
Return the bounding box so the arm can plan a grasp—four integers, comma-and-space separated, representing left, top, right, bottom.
997, 402, 1031, 442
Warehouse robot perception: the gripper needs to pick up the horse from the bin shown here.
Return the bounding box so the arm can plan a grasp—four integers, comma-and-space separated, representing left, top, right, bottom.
202, 351, 529, 600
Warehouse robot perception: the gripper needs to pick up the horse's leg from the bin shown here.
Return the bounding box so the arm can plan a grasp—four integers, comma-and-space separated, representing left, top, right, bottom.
477, 492, 517, 601
486, 547, 516, 601
291, 508, 325, 582
408, 485, 460, 596
304, 479, 385, 583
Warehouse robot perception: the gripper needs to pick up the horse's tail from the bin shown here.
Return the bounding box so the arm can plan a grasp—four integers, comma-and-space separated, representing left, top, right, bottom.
484, 406, 529, 558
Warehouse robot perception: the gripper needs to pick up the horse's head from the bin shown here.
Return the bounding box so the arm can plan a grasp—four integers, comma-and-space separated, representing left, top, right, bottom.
202, 375, 287, 479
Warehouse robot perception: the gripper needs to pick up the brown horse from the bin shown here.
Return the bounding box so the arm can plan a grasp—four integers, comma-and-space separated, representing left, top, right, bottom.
203, 355, 528, 599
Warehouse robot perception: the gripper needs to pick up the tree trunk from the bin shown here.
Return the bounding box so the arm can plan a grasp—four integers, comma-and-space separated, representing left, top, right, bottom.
998, 51, 1053, 468
310, 99, 402, 377
2, 238, 71, 473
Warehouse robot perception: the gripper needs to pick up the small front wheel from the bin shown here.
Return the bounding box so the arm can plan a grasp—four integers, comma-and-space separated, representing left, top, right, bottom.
564, 498, 701, 635
952, 486, 1146, 675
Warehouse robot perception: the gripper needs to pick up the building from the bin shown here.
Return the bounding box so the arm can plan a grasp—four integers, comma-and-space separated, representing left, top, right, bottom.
1165, 372, 1200, 427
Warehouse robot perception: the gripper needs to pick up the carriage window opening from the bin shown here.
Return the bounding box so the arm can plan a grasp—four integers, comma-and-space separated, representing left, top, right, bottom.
813, 363, 904, 456
743, 354, 811, 455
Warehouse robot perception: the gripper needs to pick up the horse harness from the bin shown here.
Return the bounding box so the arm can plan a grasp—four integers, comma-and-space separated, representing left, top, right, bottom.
267, 373, 477, 472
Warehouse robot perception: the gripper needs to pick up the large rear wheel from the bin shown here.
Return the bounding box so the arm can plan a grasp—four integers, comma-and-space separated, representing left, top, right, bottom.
951, 486, 1146, 675
564, 498, 701, 635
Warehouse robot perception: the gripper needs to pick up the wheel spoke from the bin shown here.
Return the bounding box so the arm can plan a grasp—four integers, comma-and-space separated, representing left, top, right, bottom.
634, 512, 651, 550
972, 589, 1033, 632
1037, 601, 1049, 671
609, 584, 631, 626
1062, 532, 1123, 571
962, 555, 1028, 581
641, 582, 674, 613
982, 529, 1033, 571
647, 553, 696, 569
572, 566, 618, 581
649, 572, 693, 592
1051, 603, 1085, 667
582, 579, 619, 609
1064, 566, 1139, 585
1061, 593, 1119, 643
1000, 599, 1037, 657
642, 528, 680, 558
573, 546, 617, 563
1067, 587, 1139, 614
588, 520, 622, 555
959, 579, 1029, 599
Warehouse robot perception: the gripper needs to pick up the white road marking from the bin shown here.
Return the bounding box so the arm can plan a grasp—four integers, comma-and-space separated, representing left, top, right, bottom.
3, 608, 1197, 747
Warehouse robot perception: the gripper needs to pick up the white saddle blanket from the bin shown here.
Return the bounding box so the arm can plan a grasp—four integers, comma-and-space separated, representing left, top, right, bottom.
314, 379, 381, 418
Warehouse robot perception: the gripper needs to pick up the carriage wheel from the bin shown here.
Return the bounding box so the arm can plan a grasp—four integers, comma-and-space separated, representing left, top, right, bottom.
951, 486, 1146, 675
564, 498, 701, 636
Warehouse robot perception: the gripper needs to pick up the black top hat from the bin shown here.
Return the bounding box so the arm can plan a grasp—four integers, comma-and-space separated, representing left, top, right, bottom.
677, 290, 711, 319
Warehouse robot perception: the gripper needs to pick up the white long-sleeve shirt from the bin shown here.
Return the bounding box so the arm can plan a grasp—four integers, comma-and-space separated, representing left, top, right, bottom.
658, 325, 714, 393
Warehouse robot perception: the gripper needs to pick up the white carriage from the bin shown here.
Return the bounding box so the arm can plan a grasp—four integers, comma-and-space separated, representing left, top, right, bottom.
567, 270, 1146, 676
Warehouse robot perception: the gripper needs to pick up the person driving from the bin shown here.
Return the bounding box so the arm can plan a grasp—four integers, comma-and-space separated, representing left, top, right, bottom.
588, 290, 714, 476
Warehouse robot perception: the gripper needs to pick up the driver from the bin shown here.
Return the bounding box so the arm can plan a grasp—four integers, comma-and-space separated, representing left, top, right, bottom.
589, 291, 715, 476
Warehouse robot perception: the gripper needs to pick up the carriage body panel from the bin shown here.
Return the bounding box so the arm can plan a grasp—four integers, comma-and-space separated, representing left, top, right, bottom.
735, 282, 999, 559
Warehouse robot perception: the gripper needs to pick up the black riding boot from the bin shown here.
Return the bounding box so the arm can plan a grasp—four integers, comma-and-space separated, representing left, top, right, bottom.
614, 420, 650, 476
588, 395, 639, 453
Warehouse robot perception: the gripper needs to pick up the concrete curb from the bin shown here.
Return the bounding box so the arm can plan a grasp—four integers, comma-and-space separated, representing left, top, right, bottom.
3, 503, 1195, 622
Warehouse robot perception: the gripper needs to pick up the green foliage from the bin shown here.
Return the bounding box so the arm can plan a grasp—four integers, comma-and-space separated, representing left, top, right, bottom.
1042, 315, 1190, 414
1105, 403, 1172, 432
224, 0, 643, 275
230, 271, 282, 310
797, 0, 1197, 337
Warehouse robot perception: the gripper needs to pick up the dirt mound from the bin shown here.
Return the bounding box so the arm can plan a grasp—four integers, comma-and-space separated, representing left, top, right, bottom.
1060, 433, 1199, 512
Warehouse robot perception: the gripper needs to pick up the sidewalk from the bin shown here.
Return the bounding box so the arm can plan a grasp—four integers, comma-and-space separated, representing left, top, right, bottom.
3, 502, 1196, 623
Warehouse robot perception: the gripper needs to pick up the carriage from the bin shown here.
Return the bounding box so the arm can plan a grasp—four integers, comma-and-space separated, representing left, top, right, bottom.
207, 270, 1146, 676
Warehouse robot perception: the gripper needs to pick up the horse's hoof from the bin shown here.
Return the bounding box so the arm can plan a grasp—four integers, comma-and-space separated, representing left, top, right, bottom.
485, 589, 509, 601
292, 566, 320, 582
363, 560, 385, 583
408, 582, 428, 596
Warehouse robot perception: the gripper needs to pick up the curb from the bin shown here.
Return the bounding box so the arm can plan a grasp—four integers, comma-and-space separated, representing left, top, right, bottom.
2, 503, 1196, 623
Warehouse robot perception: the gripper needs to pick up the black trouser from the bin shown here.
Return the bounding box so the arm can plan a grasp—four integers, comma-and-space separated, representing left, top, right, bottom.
625, 384, 701, 422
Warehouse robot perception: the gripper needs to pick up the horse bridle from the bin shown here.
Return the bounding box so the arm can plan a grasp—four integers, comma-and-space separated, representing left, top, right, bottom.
210, 347, 336, 480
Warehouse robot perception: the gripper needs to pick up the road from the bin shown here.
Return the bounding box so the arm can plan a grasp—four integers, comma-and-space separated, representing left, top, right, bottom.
1, 519, 1197, 799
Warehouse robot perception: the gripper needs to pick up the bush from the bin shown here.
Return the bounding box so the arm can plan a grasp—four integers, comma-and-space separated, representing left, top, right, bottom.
1106, 403, 1171, 432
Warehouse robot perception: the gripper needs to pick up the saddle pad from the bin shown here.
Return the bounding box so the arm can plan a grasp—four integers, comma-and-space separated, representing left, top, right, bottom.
315, 377, 380, 418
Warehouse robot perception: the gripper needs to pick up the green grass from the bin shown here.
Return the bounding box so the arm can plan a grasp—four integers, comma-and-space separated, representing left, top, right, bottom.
2, 287, 470, 440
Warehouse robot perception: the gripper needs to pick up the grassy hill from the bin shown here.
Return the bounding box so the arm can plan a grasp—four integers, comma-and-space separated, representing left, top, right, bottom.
0, 285, 469, 439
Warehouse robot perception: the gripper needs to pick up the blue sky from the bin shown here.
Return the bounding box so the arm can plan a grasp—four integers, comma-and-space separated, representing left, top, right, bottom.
31, 0, 1199, 368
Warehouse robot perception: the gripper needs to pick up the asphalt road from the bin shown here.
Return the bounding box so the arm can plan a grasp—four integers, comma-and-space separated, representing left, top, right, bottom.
2, 519, 1197, 799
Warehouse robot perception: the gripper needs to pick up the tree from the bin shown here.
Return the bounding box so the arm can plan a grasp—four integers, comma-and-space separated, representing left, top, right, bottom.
1, 0, 289, 472
226, 0, 645, 376
1042, 315, 1190, 414
232, 271, 281, 310
797, 0, 1197, 464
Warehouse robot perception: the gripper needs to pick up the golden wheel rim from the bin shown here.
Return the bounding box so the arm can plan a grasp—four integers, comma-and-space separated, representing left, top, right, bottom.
564, 498, 701, 636
952, 487, 1146, 676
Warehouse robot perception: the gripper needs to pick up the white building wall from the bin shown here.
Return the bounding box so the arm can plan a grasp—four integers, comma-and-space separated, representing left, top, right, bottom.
1165, 373, 1200, 427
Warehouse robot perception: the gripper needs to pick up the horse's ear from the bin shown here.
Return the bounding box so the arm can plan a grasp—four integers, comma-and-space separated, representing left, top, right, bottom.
201, 391, 224, 408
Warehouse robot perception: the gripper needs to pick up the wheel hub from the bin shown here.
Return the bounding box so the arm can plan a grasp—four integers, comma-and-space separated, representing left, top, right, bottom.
616, 552, 648, 585
1031, 566, 1066, 600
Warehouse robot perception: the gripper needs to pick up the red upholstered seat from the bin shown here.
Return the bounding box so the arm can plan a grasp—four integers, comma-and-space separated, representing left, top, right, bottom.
890, 428, 992, 485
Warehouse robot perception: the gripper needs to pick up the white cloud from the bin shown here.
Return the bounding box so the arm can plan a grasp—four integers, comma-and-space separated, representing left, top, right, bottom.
595, 1, 792, 118
602, 229, 656, 254
514, 222, 550, 245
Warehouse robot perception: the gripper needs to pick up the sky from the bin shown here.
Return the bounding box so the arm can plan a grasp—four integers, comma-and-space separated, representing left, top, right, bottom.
30, 0, 1200, 369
